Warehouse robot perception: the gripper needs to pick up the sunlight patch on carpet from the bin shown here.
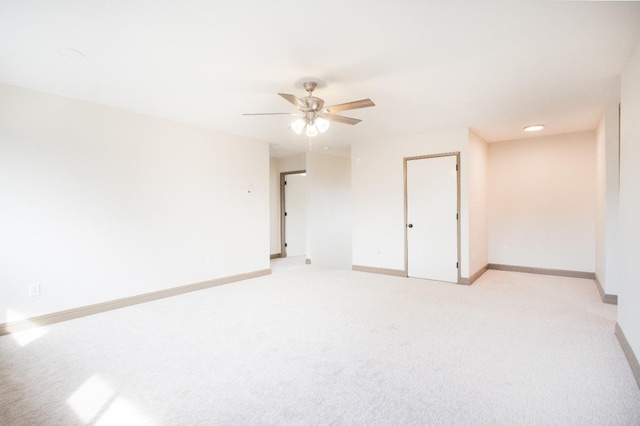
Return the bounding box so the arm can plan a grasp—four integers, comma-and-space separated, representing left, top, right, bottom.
95, 397, 154, 426
67, 375, 115, 423
67, 375, 154, 425
6, 309, 48, 346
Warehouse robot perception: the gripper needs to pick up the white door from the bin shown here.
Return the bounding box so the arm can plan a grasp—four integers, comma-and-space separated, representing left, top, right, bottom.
406, 155, 458, 282
284, 173, 306, 257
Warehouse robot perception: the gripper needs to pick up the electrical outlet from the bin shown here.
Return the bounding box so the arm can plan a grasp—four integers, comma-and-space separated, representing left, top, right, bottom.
28, 283, 40, 297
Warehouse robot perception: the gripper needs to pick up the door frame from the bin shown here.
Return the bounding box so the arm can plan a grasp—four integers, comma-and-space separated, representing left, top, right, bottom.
403, 152, 461, 283
280, 170, 306, 258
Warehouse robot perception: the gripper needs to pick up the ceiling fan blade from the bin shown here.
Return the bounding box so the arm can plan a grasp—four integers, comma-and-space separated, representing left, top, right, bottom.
278, 93, 306, 110
323, 113, 362, 125
243, 112, 301, 116
324, 98, 375, 113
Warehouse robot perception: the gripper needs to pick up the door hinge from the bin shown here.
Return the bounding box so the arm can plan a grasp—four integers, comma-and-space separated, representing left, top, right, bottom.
456, 164, 458, 171
285, 243, 288, 247
284, 212, 287, 216
456, 262, 459, 269
284, 180, 287, 185
456, 213, 459, 220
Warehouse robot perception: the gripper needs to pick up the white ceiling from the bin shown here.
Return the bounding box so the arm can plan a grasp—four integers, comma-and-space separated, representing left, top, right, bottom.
1, 1, 639, 157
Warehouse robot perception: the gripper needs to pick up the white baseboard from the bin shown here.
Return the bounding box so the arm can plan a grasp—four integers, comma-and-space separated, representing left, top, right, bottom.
352, 265, 405, 277
615, 322, 640, 390
594, 274, 618, 305
0, 269, 271, 336
459, 264, 488, 285
487, 263, 594, 279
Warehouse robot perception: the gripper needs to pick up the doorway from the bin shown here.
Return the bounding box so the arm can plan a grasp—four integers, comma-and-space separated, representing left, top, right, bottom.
404, 153, 460, 283
280, 170, 306, 258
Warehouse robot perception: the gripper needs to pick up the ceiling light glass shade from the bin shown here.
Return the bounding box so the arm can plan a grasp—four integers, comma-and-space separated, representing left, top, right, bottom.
315, 117, 330, 133
305, 124, 319, 137
524, 124, 544, 132
291, 118, 306, 134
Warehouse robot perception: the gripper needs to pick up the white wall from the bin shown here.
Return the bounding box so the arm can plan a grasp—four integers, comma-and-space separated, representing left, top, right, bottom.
468, 130, 489, 276
0, 83, 269, 325
618, 38, 640, 365
352, 128, 471, 277
488, 131, 596, 272
306, 152, 352, 268
278, 154, 306, 173
595, 105, 620, 295
269, 153, 306, 255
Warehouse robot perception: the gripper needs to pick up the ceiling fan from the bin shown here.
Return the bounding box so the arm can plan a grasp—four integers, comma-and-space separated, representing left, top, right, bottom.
243, 81, 375, 137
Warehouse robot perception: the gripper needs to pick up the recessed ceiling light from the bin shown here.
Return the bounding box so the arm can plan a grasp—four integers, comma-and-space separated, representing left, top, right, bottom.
524, 124, 544, 132
57, 47, 85, 60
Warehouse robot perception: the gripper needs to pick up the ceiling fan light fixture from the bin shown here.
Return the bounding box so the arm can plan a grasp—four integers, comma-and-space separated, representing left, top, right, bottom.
305, 124, 319, 137
245, 81, 375, 137
316, 117, 330, 133
291, 118, 306, 134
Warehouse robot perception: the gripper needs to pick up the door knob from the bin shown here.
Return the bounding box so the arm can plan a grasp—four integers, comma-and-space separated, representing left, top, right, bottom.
407, 224, 413, 228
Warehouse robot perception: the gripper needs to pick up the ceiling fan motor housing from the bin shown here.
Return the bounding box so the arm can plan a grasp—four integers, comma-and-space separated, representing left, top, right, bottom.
303, 97, 324, 112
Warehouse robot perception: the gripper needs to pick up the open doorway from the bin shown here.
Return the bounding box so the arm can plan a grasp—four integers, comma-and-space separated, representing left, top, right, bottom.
280, 170, 307, 258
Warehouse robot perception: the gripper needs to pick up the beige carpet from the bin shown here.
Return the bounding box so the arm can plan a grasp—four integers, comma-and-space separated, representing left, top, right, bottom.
1, 262, 639, 425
